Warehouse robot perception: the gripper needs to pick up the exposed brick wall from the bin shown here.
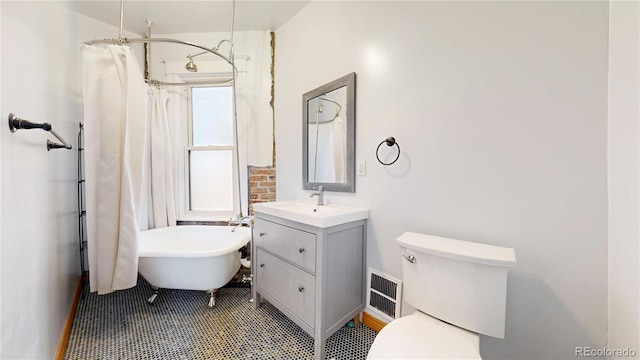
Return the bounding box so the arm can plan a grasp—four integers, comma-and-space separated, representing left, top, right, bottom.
247, 32, 277, 217
248, 166, 276, 215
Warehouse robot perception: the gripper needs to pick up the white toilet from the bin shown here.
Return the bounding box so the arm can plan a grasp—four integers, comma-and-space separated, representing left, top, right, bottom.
367, 232, 517, 359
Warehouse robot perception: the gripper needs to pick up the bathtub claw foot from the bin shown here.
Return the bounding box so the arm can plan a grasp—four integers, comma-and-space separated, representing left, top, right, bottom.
147, 293, 158, 304
206, 289, 218, 308
147, 286, 160, 305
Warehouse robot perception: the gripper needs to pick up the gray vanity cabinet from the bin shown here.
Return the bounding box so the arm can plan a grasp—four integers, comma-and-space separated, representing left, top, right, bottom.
252, 212, 367, 360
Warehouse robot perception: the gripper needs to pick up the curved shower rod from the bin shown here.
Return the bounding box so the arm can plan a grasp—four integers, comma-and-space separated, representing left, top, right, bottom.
83, 37, 238, 87
85, 37, 233, 66
319, 97, 342, 116
310, 97, 343, 124
84, 0, 237, 87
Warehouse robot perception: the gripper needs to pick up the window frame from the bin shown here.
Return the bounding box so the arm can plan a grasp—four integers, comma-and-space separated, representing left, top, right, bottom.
179, 82, 238, 221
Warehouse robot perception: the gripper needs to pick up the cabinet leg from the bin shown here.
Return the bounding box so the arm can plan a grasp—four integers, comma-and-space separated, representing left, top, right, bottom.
253, 292, 261, 310
314, 335, 325, 360
353, 313, 361, 326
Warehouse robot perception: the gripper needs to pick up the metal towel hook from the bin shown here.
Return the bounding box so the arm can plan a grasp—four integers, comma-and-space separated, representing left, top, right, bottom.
376, 136, 400, 166
8, 113, 72, 151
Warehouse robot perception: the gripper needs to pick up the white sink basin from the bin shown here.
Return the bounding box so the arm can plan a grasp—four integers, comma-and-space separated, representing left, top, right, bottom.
253, 201, 369, 228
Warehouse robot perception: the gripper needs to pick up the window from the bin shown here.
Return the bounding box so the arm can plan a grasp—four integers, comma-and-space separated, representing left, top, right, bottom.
185, 85, 236, 218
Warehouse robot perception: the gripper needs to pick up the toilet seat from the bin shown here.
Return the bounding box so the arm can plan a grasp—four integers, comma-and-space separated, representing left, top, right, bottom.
367, 311, 482, 359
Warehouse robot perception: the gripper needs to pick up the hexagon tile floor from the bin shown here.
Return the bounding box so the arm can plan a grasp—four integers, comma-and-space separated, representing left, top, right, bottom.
65, 277, 378, 359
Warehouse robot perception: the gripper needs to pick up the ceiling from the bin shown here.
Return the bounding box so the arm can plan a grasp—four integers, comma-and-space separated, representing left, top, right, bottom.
70, 0, 311, 35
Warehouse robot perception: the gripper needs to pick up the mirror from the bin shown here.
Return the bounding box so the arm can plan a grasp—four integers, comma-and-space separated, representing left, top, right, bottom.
303, 73, 356, 193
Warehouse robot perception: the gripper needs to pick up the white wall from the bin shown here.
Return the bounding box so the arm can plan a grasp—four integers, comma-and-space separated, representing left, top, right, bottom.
608, 0, 640, 357
0, 2, 3, 356
0, 3, 4, 357
1, 2, 79, 358
274, 2, 609, 359
0, 3, 137, 358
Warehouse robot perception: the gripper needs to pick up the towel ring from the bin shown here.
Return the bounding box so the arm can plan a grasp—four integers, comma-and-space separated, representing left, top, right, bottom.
376, 137, 400, 166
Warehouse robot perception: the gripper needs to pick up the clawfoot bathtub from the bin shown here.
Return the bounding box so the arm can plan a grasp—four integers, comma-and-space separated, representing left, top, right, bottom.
138, 225, 251, 307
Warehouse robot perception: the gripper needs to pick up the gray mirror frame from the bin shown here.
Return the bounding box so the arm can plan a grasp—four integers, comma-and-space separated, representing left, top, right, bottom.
302, 72, 356, 193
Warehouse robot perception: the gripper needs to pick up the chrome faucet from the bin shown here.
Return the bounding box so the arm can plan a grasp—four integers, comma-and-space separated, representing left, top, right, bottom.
229, 215, 253, 232
310, 185, 324, 206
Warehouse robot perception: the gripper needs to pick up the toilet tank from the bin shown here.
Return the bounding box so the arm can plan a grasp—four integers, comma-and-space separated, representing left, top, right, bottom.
396, 232, 516, 339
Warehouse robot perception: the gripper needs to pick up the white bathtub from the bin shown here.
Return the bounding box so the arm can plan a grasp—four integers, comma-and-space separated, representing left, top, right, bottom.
138, 225, 250, 294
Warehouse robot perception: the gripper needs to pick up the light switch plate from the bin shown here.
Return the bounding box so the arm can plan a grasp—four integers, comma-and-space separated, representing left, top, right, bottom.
357, 160, 366, 176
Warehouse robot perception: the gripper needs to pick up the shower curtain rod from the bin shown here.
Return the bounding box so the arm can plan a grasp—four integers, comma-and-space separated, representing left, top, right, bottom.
320, 97, 342, 115
84, 37, 237, 87
85, 38, 232, 66
310, 97, 343, 124
83, 0, 237, 87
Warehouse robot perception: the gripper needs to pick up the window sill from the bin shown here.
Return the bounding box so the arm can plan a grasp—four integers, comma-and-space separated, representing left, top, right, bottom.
177, 213, 234, 224
177, 219, 230, 226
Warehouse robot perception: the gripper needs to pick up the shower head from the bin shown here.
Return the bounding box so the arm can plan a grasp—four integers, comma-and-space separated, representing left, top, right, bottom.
186, 39, 233, 63
185, 57, 198, 72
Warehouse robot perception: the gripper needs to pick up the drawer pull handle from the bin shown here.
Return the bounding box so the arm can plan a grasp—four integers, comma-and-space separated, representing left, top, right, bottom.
259, 264, 265, 268
298, 248, 305, 253
402, 254, 416, 263
259, 232, 266, 237
298, 286, 304, 293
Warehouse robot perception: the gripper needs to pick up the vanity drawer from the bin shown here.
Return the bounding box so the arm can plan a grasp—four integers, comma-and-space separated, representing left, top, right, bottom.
256, 248, 316, 328
254, 218, 316, 273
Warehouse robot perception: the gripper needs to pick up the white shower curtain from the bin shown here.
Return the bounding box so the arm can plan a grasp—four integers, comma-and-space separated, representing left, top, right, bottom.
332, 116, 347, 183
143, 85, 177, 229
308, 117, 346, 183
308, 123, 335, 182
82, 45, 148, 294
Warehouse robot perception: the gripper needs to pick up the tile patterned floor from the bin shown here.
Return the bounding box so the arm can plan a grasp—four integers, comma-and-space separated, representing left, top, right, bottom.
65, 277, 377, 359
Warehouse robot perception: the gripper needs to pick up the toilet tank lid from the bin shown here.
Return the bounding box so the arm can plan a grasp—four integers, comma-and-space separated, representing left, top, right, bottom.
396, 232, 516, 267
